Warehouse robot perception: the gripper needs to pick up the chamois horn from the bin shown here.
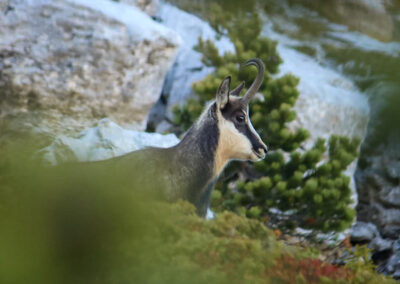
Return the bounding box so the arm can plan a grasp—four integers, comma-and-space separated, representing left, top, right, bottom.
242, 58, 265, 103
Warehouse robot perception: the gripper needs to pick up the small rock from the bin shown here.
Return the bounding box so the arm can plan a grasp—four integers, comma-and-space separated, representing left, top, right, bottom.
385, 253, 400, 274
350, 221, 379, 243
393, 270, 400, 280
393, 239, 400, 252
370, 236, 393, 252
378, 185, 400, 208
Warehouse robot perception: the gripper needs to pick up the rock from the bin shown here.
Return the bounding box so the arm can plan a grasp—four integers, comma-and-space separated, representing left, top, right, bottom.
370, 236, 393, 253
350, 222, 397, 270
39, 118, 180, 165
378, 186, 400, 208
356, 130, 400, 240
351, 222, 396, 271
378, 209, 400, 239
350, 221, 379, 243
394, 239, 400, 252
147, 2, 234, 132
385, 253, 400, 276
0, 0, 180, 137
383, 133, 400, 180
393, 270, 400, 281
279, 47, 370, 144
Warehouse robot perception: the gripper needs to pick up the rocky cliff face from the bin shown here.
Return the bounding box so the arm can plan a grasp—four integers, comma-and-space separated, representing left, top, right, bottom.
0, 0, 180, 137
353, 130, 400, 278
356, 132, 400, 238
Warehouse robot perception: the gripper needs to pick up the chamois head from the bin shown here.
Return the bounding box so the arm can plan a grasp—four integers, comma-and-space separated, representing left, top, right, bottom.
214, 58, 268, 173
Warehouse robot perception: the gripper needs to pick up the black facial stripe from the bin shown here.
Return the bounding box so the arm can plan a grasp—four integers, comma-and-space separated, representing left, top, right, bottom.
236, 123, 263, 151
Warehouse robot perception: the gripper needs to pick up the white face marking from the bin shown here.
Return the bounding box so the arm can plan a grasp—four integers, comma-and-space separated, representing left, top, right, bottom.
219, 117, 254, 160
214, 109, 264, 176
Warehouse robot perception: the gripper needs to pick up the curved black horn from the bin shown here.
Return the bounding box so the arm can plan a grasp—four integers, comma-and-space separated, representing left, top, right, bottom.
242, 58, 265, 103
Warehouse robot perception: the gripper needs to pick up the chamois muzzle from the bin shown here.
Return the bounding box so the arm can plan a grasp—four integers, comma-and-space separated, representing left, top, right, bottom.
254, 142, 268, 158
250, 133, 268, 160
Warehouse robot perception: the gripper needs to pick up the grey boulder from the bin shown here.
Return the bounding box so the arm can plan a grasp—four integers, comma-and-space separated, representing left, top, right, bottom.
0, 0, 180, 136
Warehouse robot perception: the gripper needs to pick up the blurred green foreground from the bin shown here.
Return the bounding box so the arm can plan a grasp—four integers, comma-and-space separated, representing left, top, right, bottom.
0, 141, 396, 284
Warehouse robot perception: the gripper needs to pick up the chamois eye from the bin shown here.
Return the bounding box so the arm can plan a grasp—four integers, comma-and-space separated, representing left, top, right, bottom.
236, 114, 245, 123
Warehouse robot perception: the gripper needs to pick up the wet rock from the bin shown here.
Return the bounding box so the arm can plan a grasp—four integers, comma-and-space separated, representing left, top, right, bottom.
0, 0, 180, 137
39, 118, 180, 165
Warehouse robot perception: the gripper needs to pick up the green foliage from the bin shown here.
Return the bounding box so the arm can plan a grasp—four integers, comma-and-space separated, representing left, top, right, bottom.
343, 245, 397, 284
172, 2, 360, 233
0, 140, 395, 284
344, 245, 376, 273
225, 136, 360, 232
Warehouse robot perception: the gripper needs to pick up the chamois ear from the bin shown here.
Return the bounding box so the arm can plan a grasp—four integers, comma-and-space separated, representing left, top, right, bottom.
230, 81, 245, 96
216, 76, 231, 109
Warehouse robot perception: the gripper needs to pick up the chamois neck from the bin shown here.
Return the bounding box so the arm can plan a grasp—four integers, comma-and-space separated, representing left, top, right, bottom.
175, 103, 219, 178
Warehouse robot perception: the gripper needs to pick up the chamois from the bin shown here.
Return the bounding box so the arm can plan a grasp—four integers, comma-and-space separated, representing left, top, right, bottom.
104, 58, 267, 217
